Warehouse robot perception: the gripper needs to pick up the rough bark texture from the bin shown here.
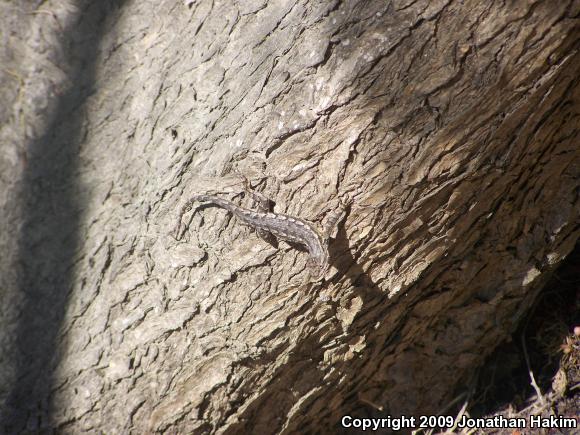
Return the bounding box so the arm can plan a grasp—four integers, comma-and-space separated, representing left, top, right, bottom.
0, 0, 578, 433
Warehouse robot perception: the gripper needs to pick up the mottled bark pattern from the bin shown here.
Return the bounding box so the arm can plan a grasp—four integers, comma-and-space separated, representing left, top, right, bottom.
0, 0, 578, 433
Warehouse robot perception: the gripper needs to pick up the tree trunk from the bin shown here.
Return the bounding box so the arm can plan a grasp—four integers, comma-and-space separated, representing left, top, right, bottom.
0, 0, 578, 433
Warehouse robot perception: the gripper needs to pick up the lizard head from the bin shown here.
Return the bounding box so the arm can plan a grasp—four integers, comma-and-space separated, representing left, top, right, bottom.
306, 235, 330, 278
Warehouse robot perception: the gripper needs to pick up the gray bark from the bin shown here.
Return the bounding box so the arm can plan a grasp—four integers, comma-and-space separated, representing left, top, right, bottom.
0, 0, 578, 433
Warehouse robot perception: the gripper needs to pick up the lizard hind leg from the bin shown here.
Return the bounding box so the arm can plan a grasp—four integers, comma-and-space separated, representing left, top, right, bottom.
238, 173, 275, 213
235, 174, 279, 246
256, 229, 278, 248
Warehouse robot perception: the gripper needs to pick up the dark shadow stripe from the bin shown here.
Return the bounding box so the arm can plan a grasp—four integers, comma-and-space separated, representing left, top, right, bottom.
1, 1, 124, 431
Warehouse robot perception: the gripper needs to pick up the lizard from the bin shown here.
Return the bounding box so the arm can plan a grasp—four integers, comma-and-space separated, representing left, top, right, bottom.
173, 180, 347, 277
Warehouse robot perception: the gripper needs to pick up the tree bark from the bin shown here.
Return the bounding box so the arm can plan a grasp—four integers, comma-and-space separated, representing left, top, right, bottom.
0, 0, 578, 433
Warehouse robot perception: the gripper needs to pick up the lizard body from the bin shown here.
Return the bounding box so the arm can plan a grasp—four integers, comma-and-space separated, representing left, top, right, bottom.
175, 194, 330, 274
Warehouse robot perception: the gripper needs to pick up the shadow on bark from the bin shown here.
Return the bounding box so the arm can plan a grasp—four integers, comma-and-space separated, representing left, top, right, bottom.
0, 1, 123, 431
